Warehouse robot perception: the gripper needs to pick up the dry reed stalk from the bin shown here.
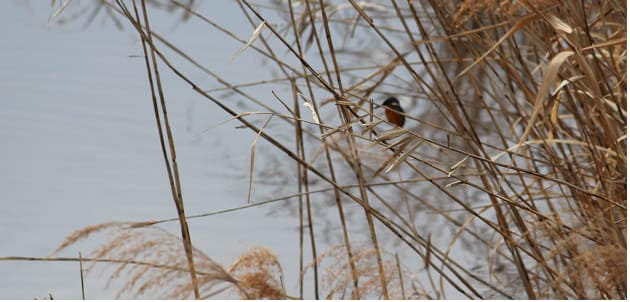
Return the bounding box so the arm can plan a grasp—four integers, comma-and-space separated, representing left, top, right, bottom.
288, 0, 362, 297
116, 0, 201, 298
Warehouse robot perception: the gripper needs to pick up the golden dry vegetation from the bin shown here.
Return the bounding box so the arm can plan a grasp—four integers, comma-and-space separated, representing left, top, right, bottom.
38, 0, 627, 299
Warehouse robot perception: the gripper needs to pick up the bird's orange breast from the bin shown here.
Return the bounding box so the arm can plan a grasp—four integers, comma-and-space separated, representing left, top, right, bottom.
385, 107, 405, 127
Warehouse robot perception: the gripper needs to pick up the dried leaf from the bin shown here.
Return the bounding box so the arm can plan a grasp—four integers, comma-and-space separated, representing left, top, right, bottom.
231, 21, 266, 61
519, 50, 574, 144
550, 75, 584, 96
544, 13, 573, 34
448, 155, 470, 177
375, 128, 407, 141
303, 101, 321, 124
384, 137, 423, 174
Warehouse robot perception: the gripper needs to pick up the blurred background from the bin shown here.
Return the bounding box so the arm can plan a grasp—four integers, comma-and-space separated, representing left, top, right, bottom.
0, 1, 302, 299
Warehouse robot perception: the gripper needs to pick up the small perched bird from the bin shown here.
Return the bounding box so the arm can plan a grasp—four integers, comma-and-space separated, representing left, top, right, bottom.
382, 97, 405, 127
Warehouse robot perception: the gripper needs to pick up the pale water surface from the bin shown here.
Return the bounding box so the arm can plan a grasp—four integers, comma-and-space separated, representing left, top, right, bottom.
0, 2, 300, 299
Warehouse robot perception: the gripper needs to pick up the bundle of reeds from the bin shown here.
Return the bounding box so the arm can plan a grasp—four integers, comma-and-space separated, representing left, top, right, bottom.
51, 0, 626, 299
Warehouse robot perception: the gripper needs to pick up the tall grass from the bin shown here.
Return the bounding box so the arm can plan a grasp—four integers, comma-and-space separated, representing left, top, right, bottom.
47, 0, 625, 299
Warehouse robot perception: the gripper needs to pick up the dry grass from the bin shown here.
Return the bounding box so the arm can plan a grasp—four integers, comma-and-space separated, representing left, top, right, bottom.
302, 243, 429, 299
39, 0, 628, 299
49, 222, 284, 299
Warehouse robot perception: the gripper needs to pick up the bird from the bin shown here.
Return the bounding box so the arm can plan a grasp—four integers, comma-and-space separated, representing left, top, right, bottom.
382, 97, 405, 127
